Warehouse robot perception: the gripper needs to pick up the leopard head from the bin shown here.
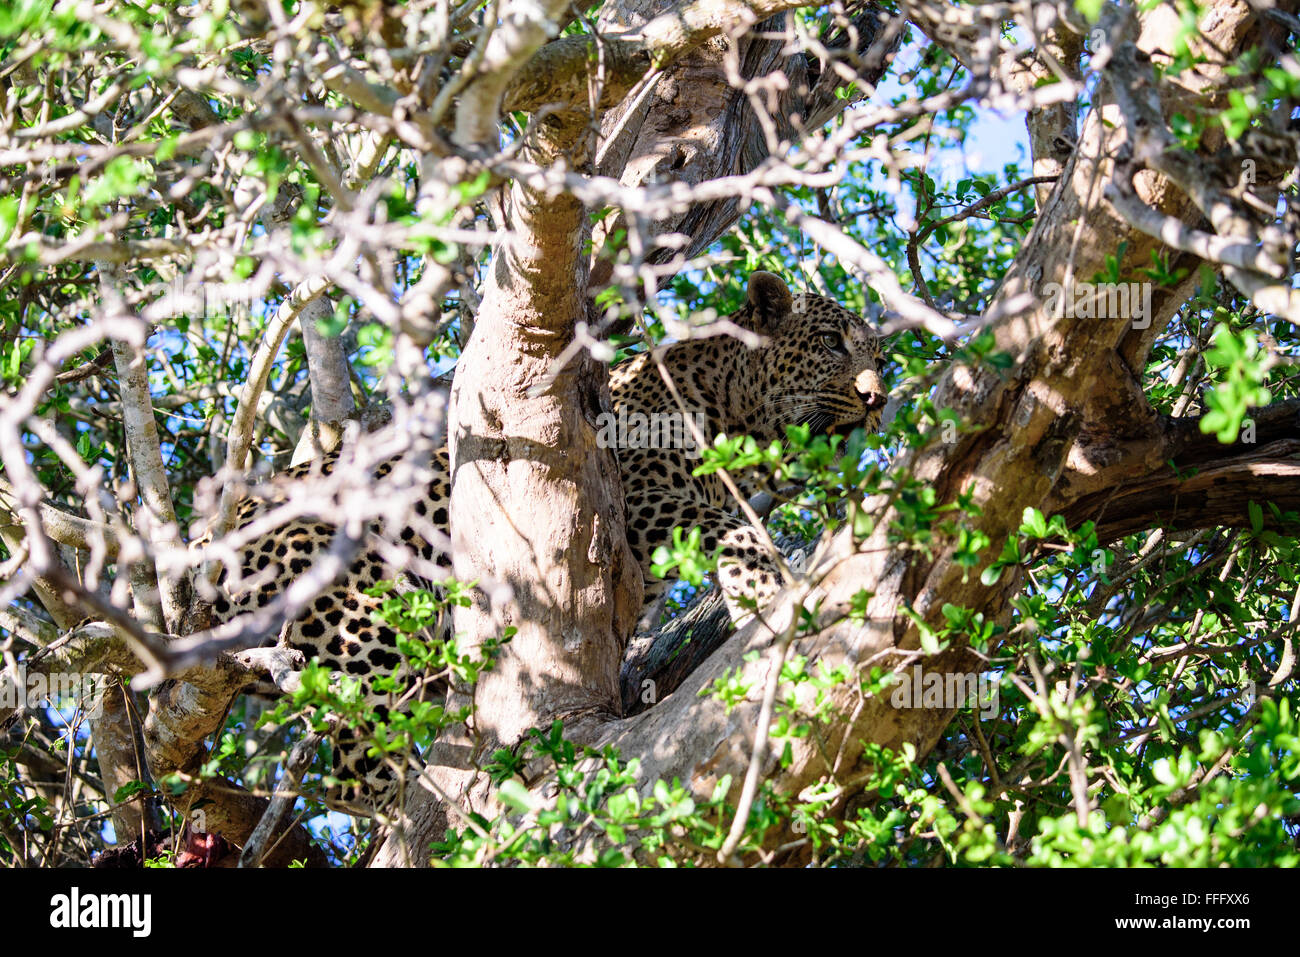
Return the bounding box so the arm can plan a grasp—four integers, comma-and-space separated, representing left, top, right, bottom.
730, 271, 887, 441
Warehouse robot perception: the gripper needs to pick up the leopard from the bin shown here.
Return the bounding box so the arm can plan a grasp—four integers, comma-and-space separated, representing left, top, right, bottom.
610, 271, 887, 622
206, 271, 886, 813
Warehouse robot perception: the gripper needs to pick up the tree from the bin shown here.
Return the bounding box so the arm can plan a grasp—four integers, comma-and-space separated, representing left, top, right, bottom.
0, 0, 1297, 868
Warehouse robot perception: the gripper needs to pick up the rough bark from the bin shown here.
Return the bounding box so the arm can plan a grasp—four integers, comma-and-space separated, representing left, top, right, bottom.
373, 113, 644, 864
142, 657, 329, 867
92, 682, 160, 843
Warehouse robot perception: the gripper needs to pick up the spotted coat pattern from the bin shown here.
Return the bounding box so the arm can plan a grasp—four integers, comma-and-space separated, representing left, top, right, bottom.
212, 272, 884, 811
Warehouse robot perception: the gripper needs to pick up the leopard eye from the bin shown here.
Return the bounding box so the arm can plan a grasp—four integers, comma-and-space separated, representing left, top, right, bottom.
820, 332, 847, 355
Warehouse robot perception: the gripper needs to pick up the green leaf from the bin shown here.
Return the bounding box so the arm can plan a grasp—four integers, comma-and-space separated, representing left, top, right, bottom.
1076, 1, 1103, 28
113, 781, 150, 803
1198, 327, 1271, 443
1020, 507, 1048, 538
497, 779, 536, 813
0, 196, 18, 245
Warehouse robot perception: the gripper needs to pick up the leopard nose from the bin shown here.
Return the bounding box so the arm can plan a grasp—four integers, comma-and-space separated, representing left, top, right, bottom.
855, 371, 886, 410
854, 369, 885, 410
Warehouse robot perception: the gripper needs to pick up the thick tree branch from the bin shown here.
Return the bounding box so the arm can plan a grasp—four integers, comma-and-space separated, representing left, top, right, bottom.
0, 482, 121, 559
214, 275, 329, 538
292, 296, 356, 465
99, 272, 187, 633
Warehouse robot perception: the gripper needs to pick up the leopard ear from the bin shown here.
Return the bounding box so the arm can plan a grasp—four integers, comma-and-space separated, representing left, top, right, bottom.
746, 271, 793, 332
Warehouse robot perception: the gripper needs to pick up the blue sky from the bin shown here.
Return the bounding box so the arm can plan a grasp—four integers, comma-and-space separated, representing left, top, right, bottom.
952, 107, 1032, 175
